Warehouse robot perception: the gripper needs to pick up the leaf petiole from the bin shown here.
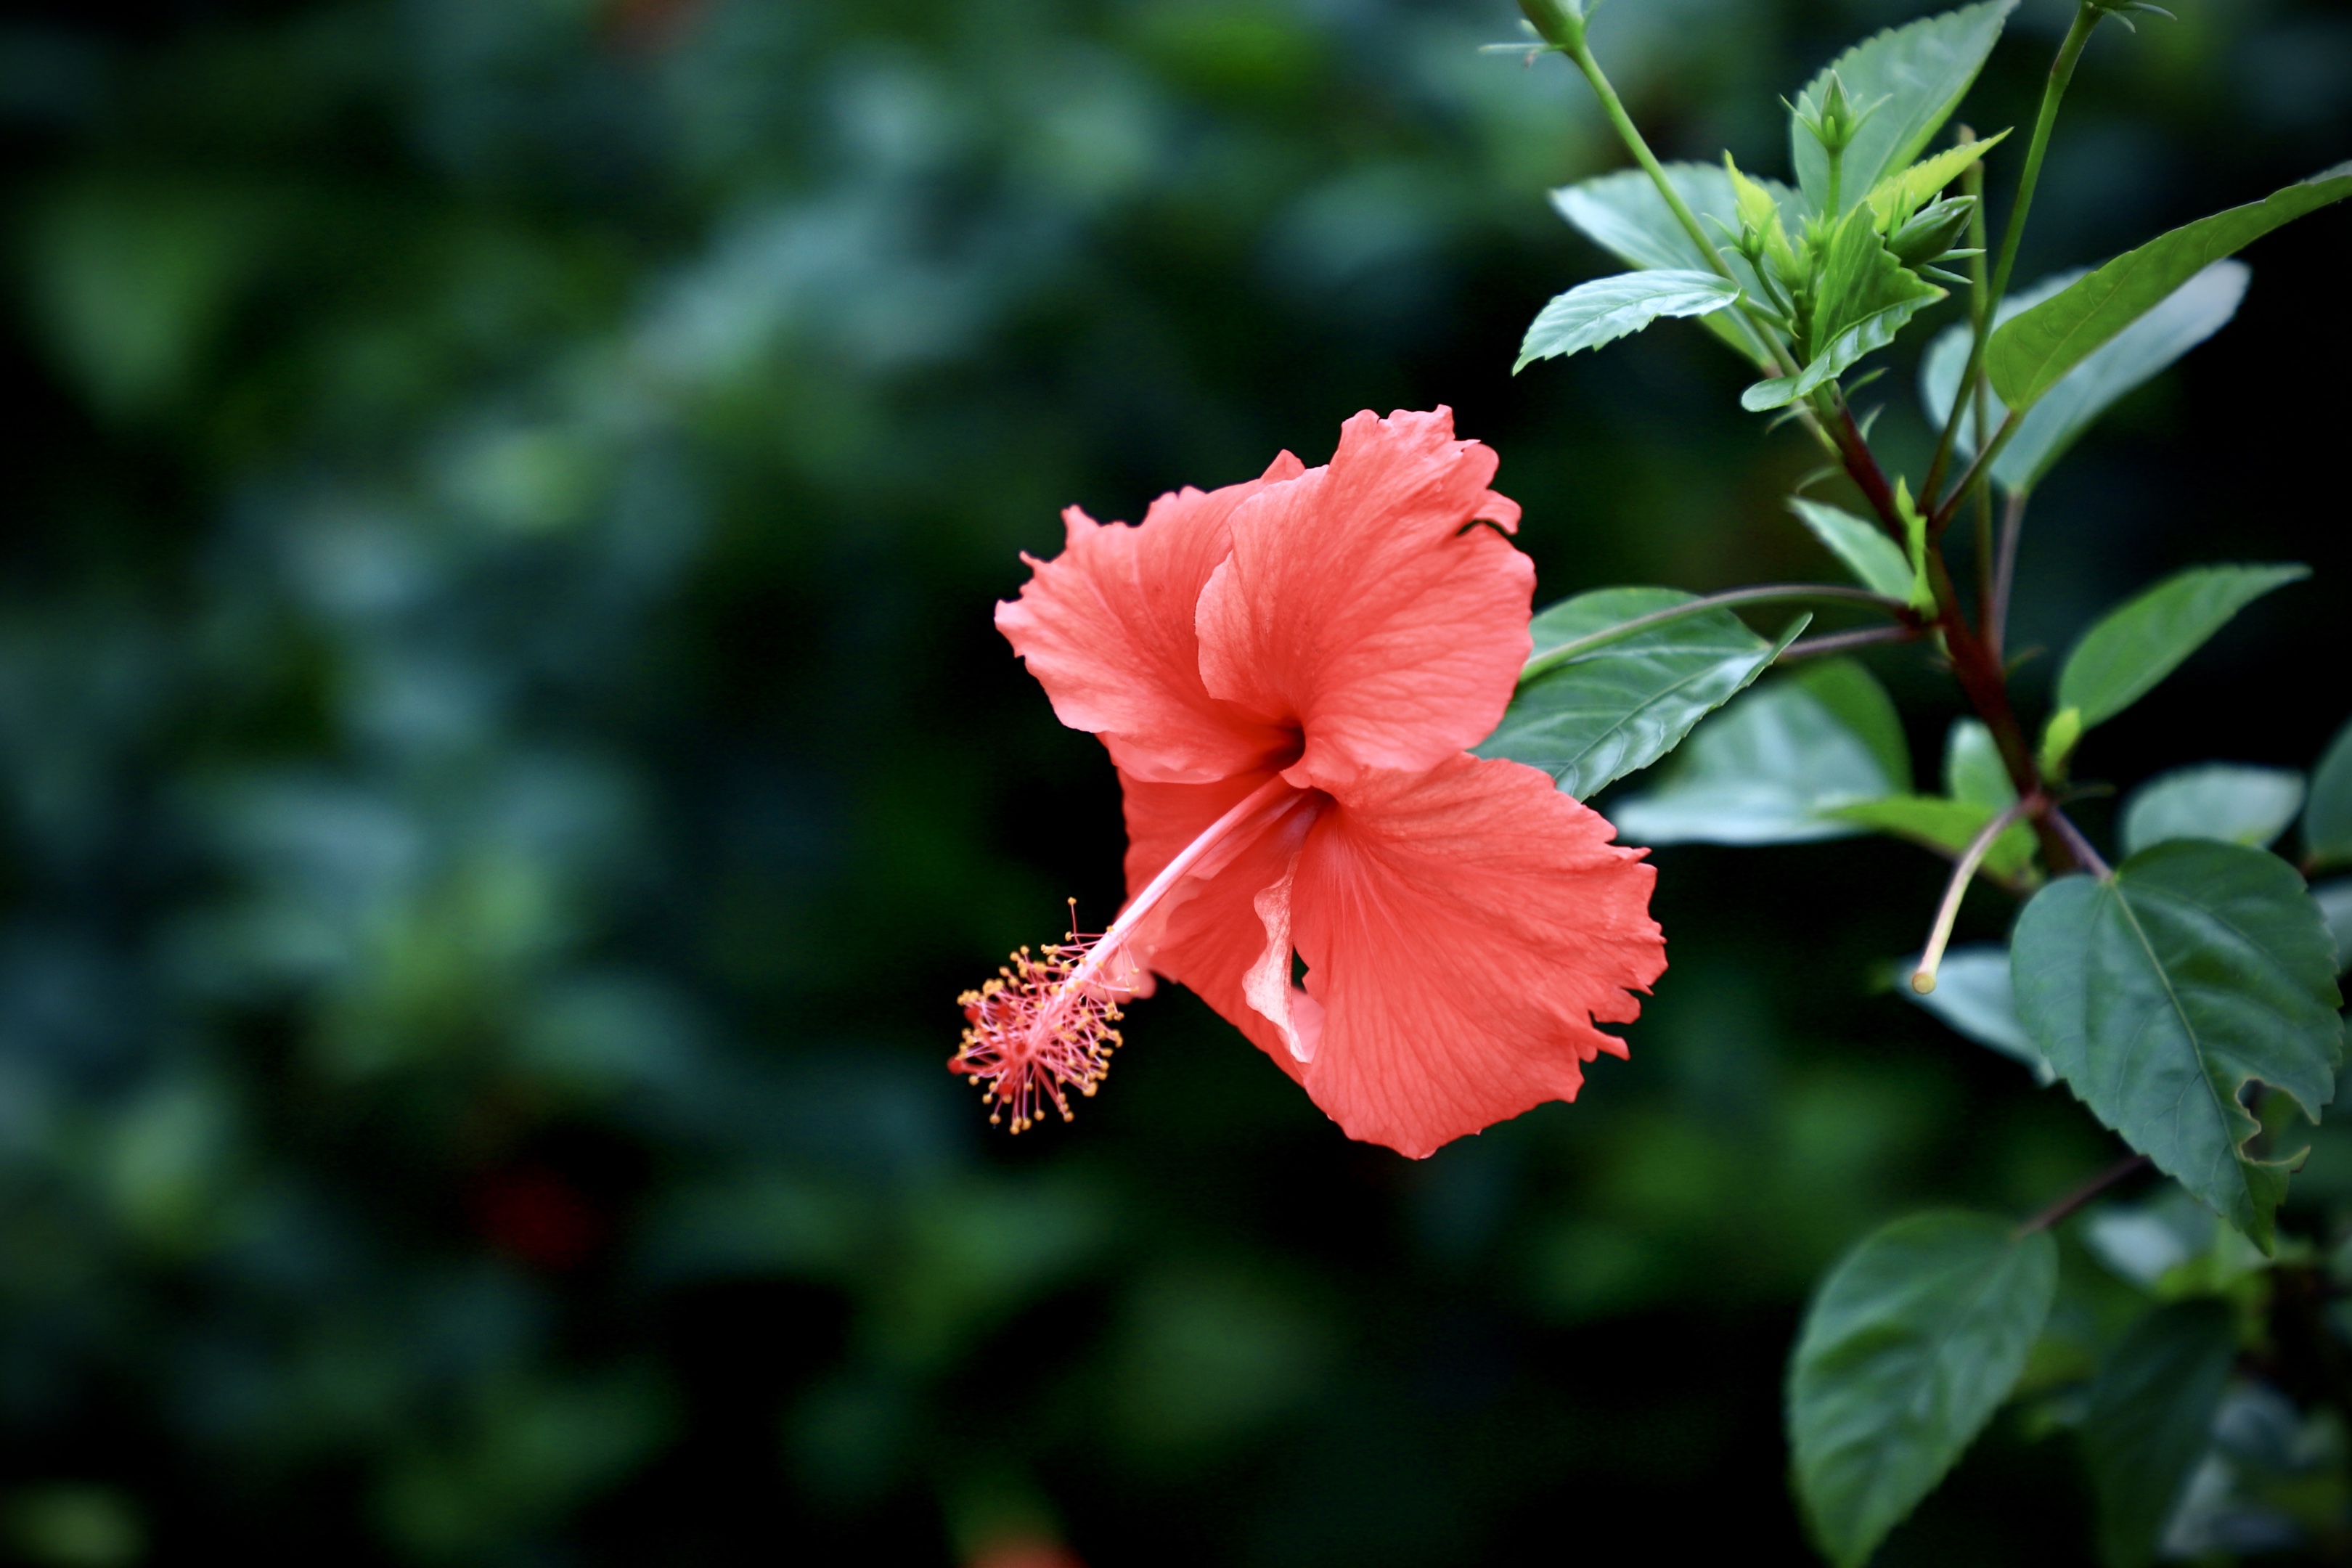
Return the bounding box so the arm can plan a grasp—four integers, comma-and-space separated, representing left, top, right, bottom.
1517, 584, 1906, 684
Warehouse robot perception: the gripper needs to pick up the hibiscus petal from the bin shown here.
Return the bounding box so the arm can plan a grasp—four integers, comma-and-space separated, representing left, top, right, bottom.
1241, 847, 1323, 1064
997, 454, 1305, 784
1287, 753, 1666, 1158
1193, 409, 1531, 788
1116, 767, 1318, 1081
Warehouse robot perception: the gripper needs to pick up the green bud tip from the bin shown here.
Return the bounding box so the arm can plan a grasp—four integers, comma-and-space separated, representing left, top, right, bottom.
1516, 0, 1585, 51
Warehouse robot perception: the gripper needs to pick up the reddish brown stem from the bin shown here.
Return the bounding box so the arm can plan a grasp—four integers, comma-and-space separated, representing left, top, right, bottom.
1825, 408, 2081, 874
2021, 1153, 2153, 1234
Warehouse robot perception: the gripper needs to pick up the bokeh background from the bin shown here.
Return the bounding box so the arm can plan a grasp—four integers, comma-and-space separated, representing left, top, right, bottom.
0, 0, 2345, 1562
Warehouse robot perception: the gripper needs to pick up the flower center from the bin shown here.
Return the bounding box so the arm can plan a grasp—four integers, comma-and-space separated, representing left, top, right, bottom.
950, 773, 1300, 1132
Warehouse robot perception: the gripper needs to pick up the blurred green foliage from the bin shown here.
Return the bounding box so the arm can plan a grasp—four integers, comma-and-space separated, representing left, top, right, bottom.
0, 0, 2345, 1561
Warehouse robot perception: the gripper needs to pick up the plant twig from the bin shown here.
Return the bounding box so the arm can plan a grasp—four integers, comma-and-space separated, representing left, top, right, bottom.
1554, 32, 1815, 391
1962, 134, 1998, 635
2050, 807, 2112, 878
1932, 407, 2022, 528
1922, 0, 2105, 504
1775, 624, 1922, 663
1990, 490, 2027, 661
2021, 1153, 2153, 1234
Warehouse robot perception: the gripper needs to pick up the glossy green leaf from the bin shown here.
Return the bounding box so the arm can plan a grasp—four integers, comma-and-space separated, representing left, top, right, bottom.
2120, 764, 2306, 858
1789, 1, 2017, 216
1479, 588, 1800, 800
1831, 795, 2034, 880
2081, 1299, 2237, 1568
2314, 880, 2352, 974
1787, 499, 1915, 601
1801, 658, 1912, 792
2306, 714, 2352, 870
1900, 944, 2051, 1083
1742, 207, 1943, 411
2012, 841, 2345, 1249
1861, 130, 2009, 227
1550, 164, 1797, 362
1988, 162, 2352, 409
1515, 270, 1741, 372
1830, 716, 2033, 876
1609, 661, 1902, 846
2055, 564, 2309, 731
1922, 261, 2247, 494
2080, 1188, 2255, 1294
1944, 718, 2014, 809
1788, 1209, 2057, 1568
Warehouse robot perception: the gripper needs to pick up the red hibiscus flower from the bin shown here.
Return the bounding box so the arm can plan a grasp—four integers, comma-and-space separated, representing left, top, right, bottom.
957, 408, 1666, 1158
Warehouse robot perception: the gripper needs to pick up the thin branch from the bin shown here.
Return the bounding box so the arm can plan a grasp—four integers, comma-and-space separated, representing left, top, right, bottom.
1519, 584, 1906, 684
2022, 1153, 2152, 1235
1775, 624, 1922, 663
1932, 407, 2022, 528
1922, 0, 2106, 503
1990, 490, 2028, 661
1826, 404, 1908, 540
2051, 807, 2112, 878
1911, 797, 2034, 995
1963, 133, 1998, 636
1561, 38, 1800, 383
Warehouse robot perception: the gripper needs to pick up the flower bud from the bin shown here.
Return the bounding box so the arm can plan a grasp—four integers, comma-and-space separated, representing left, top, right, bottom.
1888, 195, 1975, 269
1517, 0, 1586, 51
1792, 70, 1887, 158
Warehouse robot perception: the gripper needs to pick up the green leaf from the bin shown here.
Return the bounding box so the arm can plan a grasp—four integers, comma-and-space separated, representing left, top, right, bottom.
1922, 261, 2247, 494
2011, 841, 2346, 1249
2081, 1299, 2238, 1568
1550, 164, 1797, 362
1900, 944, 2053, 1083
1798, 657, 1912, 792
1514, 271, 1741, 372
1743, 206, 1943, 410
1478, 588, 1801, 800
1609, 660, 1904, 846
1944, 718, 2014, 809
2038, 706, 2083, 781
2314, 880, 2352, 974
2081, 1188, 2255, 1294
1787, 499, 1914, 600
1787, 1209, 2057, 1568
1988, 162, 2352, 409
2120, 764, 2306, 858
1789, 1, 2017, 216
2056, 564, 2309, 732
1861, 128, 2009, 227
2306, 714, 2352, 870
1832, 795, 2035, 880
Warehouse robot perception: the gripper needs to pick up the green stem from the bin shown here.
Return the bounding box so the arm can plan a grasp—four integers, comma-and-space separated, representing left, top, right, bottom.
1922, 0, 2104, 502
1961, 136, 1997, 634
1519, 584, 1906, 685
1566, 41, 1733, 282
1562, 38, 1808, 385
1934, 408, 2022, 526
1989, 490, 2027, 660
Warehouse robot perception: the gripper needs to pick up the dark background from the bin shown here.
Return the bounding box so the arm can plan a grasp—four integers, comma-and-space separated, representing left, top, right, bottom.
0, 0, 2345, 1563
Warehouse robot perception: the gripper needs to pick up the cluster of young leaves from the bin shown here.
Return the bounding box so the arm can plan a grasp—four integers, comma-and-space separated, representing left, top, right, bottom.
1491, 0, 2352, 1559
